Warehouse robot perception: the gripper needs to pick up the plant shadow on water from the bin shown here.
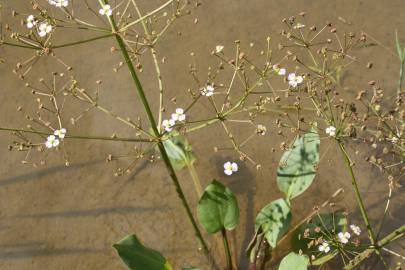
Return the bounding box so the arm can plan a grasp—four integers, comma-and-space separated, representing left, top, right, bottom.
213, 155, 256, 269
0, 242, 107, 260
0, 159, 104, 188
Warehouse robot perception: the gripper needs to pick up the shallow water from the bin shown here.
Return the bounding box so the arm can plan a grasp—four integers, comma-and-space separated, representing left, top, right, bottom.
0, 0, 404, 269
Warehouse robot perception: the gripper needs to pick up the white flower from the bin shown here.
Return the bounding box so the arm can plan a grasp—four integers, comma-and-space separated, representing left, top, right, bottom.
26, 15, 37, 29
49, 0, 69, 7
287, 73, 304, 87
54, 128, 67, 139
391, 136, 399, 144
325, 126, 336, 137
171, 108, 186, 122
273, 65, 286, 76
293, 23, 306, 29
201, 85, 214, 97
38, 22, 52, 37
215, 45, 224, 53
337, 232, 351, 244
278, 68, 286, 75
318, 242, 330, 253
45, 135, 60, 148
224, 161, 238, 176
256, 124, 267, 136
99, 4, 112, 16
350, 224, 361, 236
162, 119, 175, 132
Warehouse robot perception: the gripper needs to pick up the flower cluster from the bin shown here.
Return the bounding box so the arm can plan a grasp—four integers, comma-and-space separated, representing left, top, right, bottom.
48, 0, 69, 7
201, 85, 215, 97
45, 128, 67, 149
26, 15, 53, 38
317, 224, 361, 254
99, 4, 113, 16
162, 108, 186, 132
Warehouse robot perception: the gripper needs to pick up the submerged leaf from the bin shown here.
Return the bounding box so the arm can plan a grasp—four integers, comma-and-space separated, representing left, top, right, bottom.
277, 130, 320, 200
163, 132, 196, 171
113, 234, 172, 270
197, 180, 239, 234
255, 198, 292, 248
278, 252, 309, 270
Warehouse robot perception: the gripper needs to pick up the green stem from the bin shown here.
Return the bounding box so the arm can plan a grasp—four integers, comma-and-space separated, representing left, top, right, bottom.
338, 142, 377, 245
338, 142, 390, 269
98, 0, 213, 265
51, 33, 114, 48
119, 0, 174, 31
187, 163, 203, 198
0, 40, 39, 49
130, 0, 165, 131
221, 229, 233, 270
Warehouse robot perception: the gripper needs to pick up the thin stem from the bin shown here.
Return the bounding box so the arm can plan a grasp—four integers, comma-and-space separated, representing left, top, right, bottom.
376, 184, 393, 239
131, 0, 165, 132
338, 142, 377, 245
398, 59, 404, 94
0, 40, 39, 49
51, 33, 114, 48
119, 0, 174, 32
0, 127, 153, 142
338, 141, 390, 268
221, 229, 233, 270
187, 162, 203, 198
98, 1, 214, 265
379, 224, 405, 247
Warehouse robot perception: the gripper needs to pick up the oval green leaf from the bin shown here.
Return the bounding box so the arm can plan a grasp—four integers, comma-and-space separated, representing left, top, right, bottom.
197, 180, 239, 234
255, 198, 292, 248
113, 234, 172, 270
277, 130, 320, 200
278, 252, 309, 270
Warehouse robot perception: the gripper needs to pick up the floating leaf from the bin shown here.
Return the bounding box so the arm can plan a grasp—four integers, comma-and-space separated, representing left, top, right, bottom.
163, 132, 196, 171
197, 180, 239, 234
277, 130, 320, 200
278, 252, 309, 270
113, 234, 172, 270
255, 198, 291, 248
291, 211, 347, 265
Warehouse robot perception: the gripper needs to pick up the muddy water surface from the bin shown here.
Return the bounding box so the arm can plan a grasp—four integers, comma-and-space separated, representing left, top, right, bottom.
0, 0, 404, 269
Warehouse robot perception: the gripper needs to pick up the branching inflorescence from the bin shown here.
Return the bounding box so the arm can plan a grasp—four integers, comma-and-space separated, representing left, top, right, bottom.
0, 1, 403, 269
